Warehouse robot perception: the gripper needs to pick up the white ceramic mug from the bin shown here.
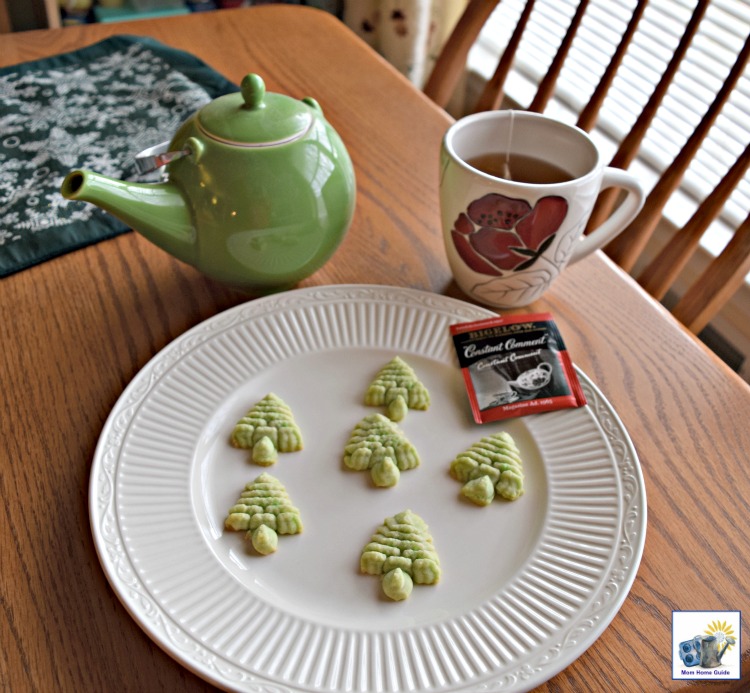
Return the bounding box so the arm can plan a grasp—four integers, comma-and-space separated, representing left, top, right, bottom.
440, 111, 645, 308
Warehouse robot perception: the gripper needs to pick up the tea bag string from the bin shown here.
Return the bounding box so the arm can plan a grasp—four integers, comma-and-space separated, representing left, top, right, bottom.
502, 110, 514, 181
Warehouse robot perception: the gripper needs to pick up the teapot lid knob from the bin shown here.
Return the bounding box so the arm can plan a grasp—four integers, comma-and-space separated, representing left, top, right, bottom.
241, 74, 266, 110
198, 72, 313, 145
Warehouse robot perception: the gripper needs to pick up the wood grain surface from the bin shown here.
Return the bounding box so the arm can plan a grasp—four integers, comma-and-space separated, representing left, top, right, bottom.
2, 6, 749, 692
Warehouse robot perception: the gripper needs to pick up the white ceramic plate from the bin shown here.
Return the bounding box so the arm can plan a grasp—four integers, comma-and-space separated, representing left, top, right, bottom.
90, 285, 646, 693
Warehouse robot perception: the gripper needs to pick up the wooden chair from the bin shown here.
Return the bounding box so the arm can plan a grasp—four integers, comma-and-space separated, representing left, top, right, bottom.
423, 0, 750, 334
0, 0, 61, 31
0, 0, 12, 33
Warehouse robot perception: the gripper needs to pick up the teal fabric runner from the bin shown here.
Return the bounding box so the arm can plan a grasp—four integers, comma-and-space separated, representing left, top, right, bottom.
0, 35, 238, 277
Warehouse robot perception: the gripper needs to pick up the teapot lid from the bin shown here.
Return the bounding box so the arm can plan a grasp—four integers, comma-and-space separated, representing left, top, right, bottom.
197, 74, 313, 146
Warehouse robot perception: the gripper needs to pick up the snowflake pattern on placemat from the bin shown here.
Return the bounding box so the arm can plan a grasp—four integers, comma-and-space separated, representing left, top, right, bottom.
0, 35, 237, 277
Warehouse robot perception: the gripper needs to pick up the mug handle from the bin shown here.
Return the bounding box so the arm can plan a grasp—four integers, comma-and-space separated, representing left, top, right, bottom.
568, 167, 645, 264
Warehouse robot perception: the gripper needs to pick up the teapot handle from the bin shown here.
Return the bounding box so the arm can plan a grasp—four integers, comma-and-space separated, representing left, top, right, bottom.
134, 141, 189, 174
134, 137, 203, 175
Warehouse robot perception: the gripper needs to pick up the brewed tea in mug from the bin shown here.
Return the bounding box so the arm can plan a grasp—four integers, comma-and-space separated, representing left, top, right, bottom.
466, 152, 574, 185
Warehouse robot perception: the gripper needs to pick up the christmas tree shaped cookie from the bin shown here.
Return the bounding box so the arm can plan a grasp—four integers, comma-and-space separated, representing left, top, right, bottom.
449, 431, 524, 504
343, 413, 420, 487
364, 356, 430, 421
231, 393, 303, 465
224, 473, 303, 555
360, 510, 441, 600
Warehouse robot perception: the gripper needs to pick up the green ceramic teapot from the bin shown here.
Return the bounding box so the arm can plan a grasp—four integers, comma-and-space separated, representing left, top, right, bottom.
61, 74, 356, 292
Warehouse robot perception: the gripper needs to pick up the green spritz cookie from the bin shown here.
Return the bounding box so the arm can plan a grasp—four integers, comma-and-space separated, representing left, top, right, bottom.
343, 413, 420, 487
231, 393, 303, 465
360, 510, 440, 600
364, 356, 430, 421
224, 473, 303, 555
449, 431, 524, 504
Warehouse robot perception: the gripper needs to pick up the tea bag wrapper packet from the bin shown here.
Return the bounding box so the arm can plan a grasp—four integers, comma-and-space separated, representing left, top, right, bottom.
450, 313, 586, 424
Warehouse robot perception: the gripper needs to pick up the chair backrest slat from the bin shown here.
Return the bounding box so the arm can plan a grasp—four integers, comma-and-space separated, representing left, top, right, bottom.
576, 0, 648, 132
637, 142, 750, 302
0, 0, 11, 34
422, 0, 501, 108
473, 0, 536, 113
527, 0, 590, 113
672, 212, 750, 334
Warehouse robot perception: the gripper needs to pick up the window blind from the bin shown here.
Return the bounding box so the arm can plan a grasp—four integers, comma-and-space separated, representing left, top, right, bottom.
471, 0, 750, 256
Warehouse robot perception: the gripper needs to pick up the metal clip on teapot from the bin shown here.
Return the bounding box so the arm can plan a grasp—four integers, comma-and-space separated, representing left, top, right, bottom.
61, 74, 356, 292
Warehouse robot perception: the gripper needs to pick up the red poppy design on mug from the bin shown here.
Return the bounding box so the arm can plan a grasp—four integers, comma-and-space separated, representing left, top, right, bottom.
451, 193, 568, 275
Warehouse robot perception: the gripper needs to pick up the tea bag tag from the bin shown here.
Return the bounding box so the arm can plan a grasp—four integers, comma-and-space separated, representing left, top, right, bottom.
450, 312, 587, 424
134, 141, 189, 174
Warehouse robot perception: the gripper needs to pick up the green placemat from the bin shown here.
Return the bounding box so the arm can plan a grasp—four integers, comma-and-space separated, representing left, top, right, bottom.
0, 35, 238, 277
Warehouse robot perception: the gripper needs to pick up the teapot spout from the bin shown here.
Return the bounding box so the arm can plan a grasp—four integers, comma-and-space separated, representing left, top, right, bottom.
61, 170, 196, 265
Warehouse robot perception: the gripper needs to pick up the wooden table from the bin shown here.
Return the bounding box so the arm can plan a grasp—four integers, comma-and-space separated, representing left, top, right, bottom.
2, 6, 749, 692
